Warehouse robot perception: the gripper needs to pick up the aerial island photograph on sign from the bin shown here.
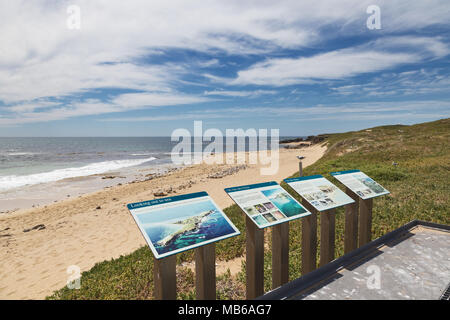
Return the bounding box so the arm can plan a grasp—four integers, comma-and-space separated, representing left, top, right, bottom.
285, 175, 355, 211
127, 192, 240, 259
331, 170, 390, 200
1, 0, 449, 305
225, 182, 311, 228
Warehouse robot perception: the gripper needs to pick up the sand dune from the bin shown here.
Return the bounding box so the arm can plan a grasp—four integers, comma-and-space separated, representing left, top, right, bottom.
0, 144, 326, 299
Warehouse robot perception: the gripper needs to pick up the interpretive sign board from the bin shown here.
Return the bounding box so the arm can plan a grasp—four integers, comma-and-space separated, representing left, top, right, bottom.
284, 175, 355, 211
225, 181, 311, 229
331, 170, 390, 200
128, 192, 240, 259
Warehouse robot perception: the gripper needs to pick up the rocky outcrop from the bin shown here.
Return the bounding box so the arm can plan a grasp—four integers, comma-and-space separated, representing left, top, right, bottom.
280, 135, 328, 145
208, 165, 248, 179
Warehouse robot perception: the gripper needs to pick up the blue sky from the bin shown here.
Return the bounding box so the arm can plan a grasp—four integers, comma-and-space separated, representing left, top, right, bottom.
0, 1, 449, 136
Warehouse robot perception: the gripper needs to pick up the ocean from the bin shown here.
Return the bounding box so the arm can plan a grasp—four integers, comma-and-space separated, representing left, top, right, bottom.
0, 137, 283, 211
0, 137, 176, 191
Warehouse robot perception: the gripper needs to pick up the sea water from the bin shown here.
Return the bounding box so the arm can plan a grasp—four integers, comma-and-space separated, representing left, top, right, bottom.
0, 137, 178, 191
0, 136, 282, 191
152, 210, 236, 254
0, 136, 281, 211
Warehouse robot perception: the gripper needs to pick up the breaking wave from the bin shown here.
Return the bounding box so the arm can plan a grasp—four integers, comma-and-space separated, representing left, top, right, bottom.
0, 157, 156, 191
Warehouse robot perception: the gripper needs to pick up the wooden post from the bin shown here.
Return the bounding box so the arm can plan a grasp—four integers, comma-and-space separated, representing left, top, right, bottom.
344, 188, 359, 254
319, 209, 336, 267
195, 243, 216, 300
359, 198, 373, 246
272, 222, 289, 289
301, 200, 317, 275
153, 255, 177, 300
246, 215, 264, 299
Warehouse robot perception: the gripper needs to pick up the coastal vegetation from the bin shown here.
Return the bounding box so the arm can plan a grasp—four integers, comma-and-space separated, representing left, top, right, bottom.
48, 118, 449, 300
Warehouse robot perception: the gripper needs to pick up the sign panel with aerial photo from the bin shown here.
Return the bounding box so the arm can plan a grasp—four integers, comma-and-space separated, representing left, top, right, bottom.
127, 192, 240, 259
284, 175, 355, 211
331, 170, 390, 200
225, 181, 311, 229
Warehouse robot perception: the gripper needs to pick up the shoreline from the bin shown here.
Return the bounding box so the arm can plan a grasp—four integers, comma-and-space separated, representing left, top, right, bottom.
0, 144, 326, 299
1, 144, 295, 214
0, 161, 180, 214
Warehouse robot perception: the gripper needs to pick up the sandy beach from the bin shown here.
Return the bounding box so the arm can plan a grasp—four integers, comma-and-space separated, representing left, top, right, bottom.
0, 144, 326, 299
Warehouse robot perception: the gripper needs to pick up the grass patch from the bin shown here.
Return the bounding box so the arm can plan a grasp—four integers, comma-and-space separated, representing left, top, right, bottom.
48, 118, 450, 300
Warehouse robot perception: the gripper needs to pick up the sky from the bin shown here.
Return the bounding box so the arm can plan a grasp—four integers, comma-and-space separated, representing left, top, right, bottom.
0, 0, 449, 137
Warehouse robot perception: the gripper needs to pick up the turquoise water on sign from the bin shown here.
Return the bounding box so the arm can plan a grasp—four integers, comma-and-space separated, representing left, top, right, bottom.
262, 188, 307, 217
144, 223, 184, 243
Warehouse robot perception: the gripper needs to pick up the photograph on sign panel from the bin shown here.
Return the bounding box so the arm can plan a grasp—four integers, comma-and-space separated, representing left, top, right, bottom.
134, 199, 237, 256
261, 188, 308, 217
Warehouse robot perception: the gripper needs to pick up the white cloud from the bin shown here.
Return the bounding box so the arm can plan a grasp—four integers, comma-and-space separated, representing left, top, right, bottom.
228, 49, 420, 86
93, 100, 450, 124
224, 35, 450, 86
0, 1, 449, 126
112, 92, 210, 109
369, 36, 450, 59
99, 113, 232, 122
244, 100, 450, 116
203, 90, 276, 97
0, 92, 211, 125
1, 1, 449, 98
332, 68, 450, 97
293, 112, 449, 122
197, 59, 221, 68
